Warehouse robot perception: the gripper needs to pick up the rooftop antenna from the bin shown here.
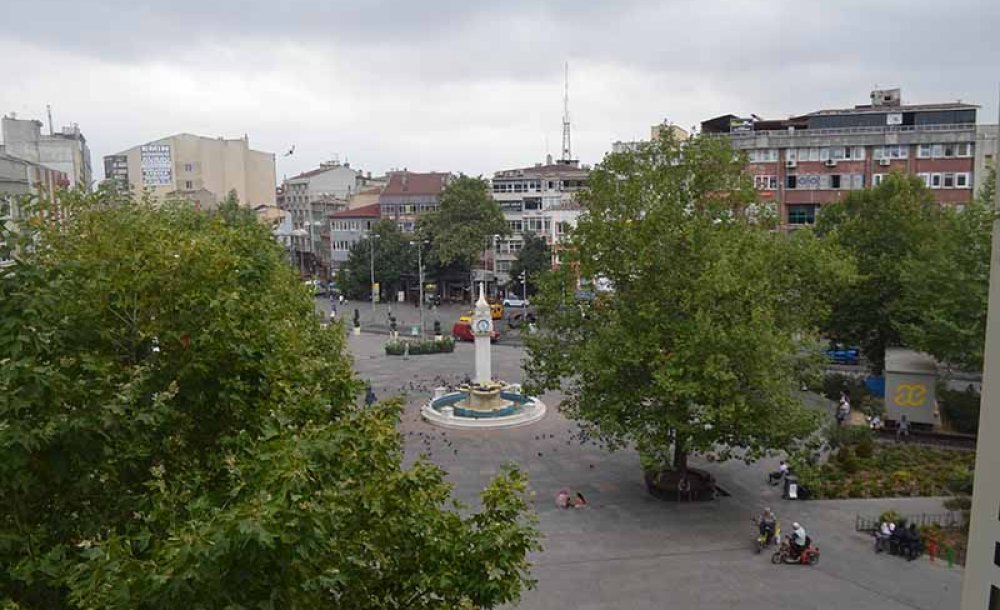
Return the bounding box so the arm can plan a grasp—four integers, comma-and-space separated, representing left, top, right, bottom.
561, 61, 572, 162
46, 104, 53, 135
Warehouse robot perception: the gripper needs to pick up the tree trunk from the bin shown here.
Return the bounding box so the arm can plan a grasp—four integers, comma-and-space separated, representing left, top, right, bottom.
673, 440, 688, 474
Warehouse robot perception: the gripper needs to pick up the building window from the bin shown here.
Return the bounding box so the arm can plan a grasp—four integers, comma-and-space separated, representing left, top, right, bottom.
830, 175, 841, 189
852, 174, 864, 189
184, 180, 193, 190
787, 204, 819, 225
956, 173, 971, 188
917, 173, 931, 188
786, 175, 797, 189
508, 220, 523, 233
991, 585, 1000, 610
918, 144, 932, 158
931, 173, 943, 189
754, 175, 778, 190
748, 149, 778, 163
943, 173, 955, 188
873, 174, 886, 187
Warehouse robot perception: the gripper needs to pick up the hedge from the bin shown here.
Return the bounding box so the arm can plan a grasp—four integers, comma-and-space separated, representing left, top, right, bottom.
385, 338, 455, 356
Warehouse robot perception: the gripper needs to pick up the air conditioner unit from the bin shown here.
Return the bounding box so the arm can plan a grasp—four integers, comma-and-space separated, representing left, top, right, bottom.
878, 158, 891, 166
824, 159, 837, 168
785, 160, 797, 169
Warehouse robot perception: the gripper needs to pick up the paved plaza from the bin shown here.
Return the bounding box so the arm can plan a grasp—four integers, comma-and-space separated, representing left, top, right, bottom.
346, 330, 963, 609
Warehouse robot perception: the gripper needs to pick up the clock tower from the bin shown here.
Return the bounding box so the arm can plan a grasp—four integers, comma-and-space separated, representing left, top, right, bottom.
472, 282, 493, 385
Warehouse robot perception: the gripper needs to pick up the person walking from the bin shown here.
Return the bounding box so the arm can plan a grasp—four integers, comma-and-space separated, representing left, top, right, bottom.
365, 383, 377, 407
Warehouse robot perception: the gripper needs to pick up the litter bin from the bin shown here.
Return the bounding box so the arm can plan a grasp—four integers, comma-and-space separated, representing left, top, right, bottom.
783, 475, 800, 500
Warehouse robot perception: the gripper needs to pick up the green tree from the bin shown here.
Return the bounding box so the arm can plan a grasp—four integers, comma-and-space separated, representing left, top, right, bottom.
815, 172, 955, 373
508, 233, 551, 297
336, 219, 416, 300
897, 166, 997, 370
0, 188, 539, 608
523, 134, 852, 477
418, 175, 508, 270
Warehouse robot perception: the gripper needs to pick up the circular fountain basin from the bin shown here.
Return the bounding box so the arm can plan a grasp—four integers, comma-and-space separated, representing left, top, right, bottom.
421, 388, 546, 429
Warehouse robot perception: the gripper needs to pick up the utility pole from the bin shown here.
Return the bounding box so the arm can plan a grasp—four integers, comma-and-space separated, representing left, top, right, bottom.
368, 233, 379, 311
410, 240, 429, 335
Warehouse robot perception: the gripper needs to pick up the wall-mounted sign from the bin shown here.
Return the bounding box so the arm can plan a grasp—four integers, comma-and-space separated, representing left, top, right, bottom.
730, 117, 753, 133
886, 113, 903, 126
140, 144, 173, 186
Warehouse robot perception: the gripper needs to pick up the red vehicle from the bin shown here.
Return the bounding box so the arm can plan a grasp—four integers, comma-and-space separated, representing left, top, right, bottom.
451, 322, 500, 343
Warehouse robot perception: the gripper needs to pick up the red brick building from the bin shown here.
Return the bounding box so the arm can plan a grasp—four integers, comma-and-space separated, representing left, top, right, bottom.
702, 89, 978, 227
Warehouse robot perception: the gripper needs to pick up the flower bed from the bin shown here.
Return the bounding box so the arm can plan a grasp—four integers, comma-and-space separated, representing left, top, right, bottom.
795, 443, 975, 500
385, 337, 455, 356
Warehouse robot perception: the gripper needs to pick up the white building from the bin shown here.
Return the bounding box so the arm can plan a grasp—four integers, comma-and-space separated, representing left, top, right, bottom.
279, 160, 385, 278
1, 115, 92, 190
489, 157, 589, 287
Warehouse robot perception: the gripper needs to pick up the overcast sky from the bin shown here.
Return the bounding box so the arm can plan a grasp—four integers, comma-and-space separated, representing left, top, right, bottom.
2, 0, 997, 182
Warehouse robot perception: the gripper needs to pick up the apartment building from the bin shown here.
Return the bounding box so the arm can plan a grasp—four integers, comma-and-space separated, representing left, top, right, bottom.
279, 160, 386, 278
703, 89, 980, 227
490, 157, 589, 285
378, 171, 452, 232
1, 115, 92, 190
104, 133, 276, 210
328, 203, 381, 272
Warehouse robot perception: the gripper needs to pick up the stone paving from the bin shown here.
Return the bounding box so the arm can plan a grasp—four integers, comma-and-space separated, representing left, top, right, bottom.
345, 332, 963, 609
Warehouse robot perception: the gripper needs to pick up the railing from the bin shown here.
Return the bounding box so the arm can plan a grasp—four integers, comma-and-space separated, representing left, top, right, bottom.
704, 123, 978, 140
855, 511, 964, 532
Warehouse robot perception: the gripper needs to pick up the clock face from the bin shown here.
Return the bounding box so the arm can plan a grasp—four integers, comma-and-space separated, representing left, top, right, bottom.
474, 319, 491, 333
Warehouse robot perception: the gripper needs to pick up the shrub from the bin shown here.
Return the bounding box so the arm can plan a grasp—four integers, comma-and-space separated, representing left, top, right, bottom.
821, 372, 870, 403
826, 423, 873, 449
385, 337, 456, 356
938, 383, 981, 434
854, 433, 875, 459
834, 446, 860, 474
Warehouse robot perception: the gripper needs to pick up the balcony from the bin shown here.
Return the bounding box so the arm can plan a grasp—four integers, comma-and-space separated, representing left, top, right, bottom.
706, 123, 977, 141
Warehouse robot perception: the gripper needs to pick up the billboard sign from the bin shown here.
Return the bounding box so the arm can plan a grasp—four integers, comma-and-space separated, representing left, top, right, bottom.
140, 144, 173, 187
729, 117, 753, 133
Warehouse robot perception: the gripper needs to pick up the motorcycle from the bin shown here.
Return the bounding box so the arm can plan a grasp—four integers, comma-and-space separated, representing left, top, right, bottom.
752, 517, 781, 554
771, 537, 820, 566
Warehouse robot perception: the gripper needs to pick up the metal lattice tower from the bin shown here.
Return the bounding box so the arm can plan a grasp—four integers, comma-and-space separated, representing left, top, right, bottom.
561, 62, 572, 162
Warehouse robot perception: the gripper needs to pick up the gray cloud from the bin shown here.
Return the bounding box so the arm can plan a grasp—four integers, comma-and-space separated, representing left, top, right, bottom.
1, 0, 997, 180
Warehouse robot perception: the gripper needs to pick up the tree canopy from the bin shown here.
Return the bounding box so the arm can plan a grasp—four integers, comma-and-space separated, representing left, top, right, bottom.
0, 188, 539, 608
814, 172, 970, 373
523, 134, 853, 474
896, 166, 997, 370
508, 233, 551, 297
336, 218, 417, 300
418, 175, 508, 269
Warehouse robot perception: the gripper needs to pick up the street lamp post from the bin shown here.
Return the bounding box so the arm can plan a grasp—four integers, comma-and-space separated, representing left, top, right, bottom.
410, 239, 429, 336
368, 233, 379, 311
492, 233, 501, 297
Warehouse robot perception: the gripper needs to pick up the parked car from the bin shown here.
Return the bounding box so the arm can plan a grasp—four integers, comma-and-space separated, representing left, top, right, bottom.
825, 344, 861, 365
458, 306, 504, 322
452, 321, 500, 343
506, 306, 537, 328
502, 296, 529, 308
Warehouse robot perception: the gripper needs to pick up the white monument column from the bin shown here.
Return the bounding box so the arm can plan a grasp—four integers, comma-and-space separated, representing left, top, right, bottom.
471, 282, 493, 385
